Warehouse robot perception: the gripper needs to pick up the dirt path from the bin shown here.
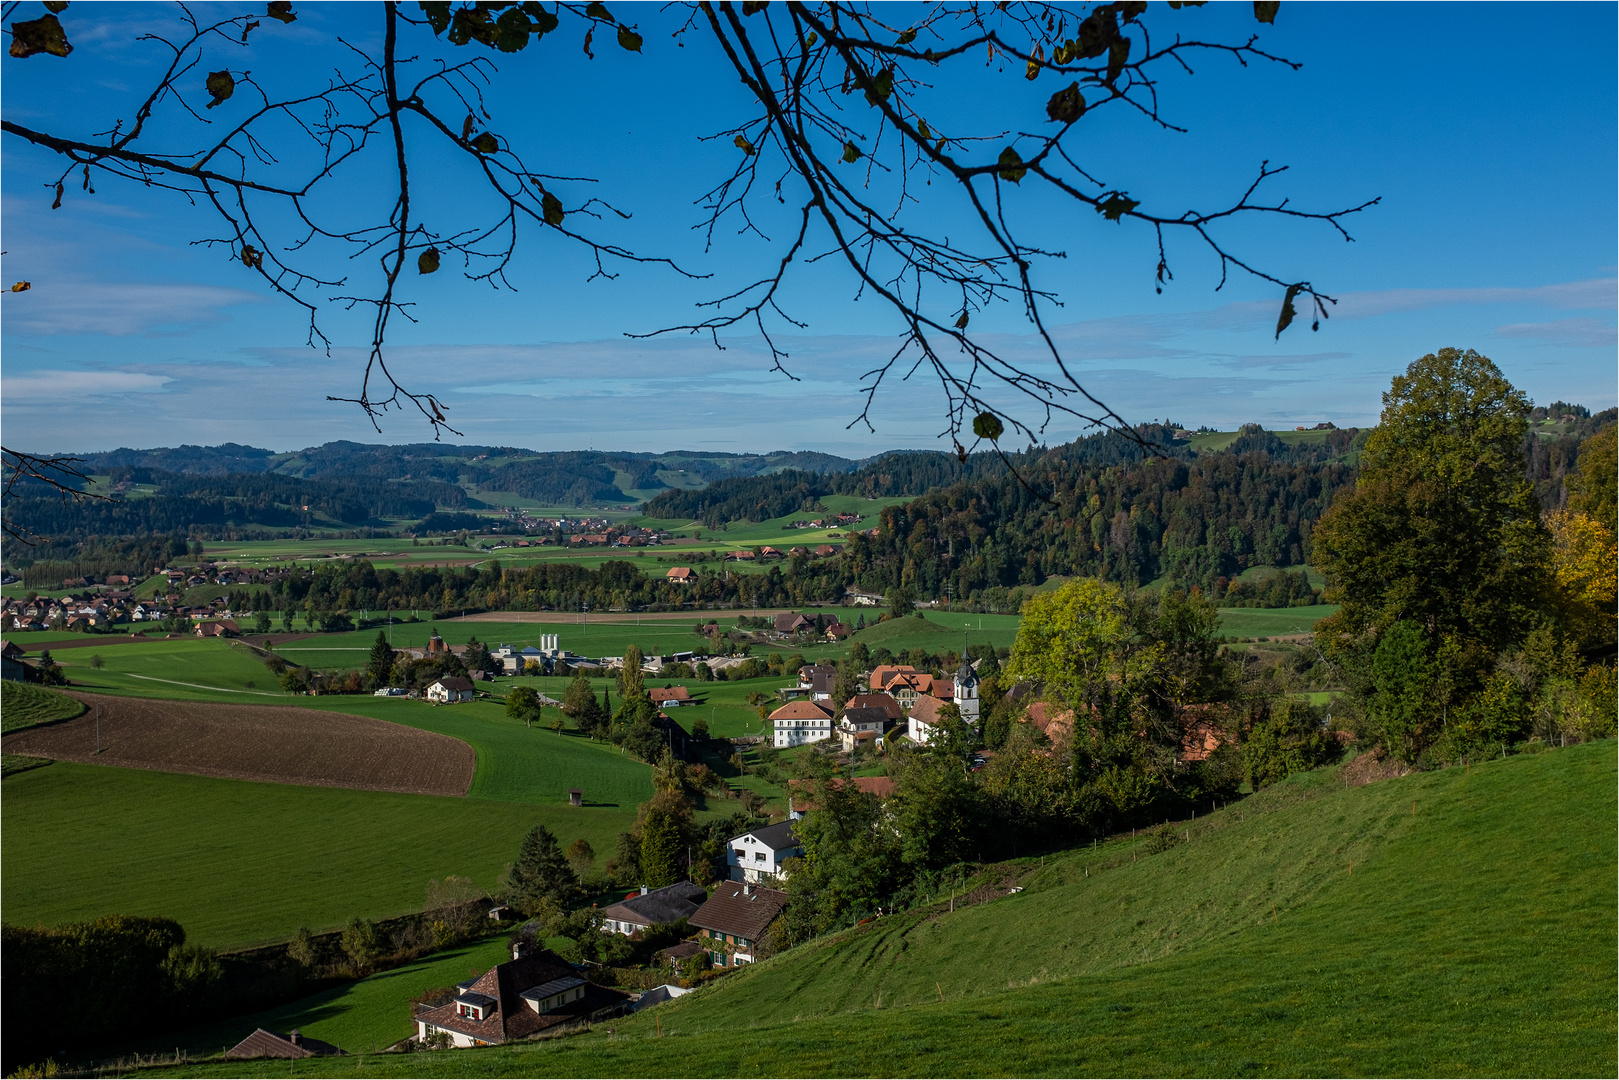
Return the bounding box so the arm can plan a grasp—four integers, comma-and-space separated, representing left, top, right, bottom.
2, 693, 475, 796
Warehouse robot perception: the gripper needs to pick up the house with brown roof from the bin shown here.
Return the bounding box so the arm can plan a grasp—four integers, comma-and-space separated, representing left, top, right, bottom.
838, 705, 894, 751
194, 618, 240, 638
426, 676, 477, 703
413, 943, 632, 1048
665, 566, 695, 584
225, 1028, 342, 1060
691, 881, 789, 967
772, 612, 815, 636
907, 694, 960, 745
844, 692, 903, 721
648, 685, 693, 708
788, 775, 897, 815
1023, 701, 1076, 746
769, 698, 834, 748
868, 665, 933, 709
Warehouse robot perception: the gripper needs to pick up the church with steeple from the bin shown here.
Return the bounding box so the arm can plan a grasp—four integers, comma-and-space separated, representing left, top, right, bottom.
953, 651, 980, 725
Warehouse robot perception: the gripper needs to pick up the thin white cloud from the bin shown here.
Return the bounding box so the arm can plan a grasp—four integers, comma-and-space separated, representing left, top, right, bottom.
3, 370, 171, 403
1493, 317, 1617, 348
2, 281, 266, 337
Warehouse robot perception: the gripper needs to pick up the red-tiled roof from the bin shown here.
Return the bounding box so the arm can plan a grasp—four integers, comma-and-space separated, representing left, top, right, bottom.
844, 693, 902, 720
412, 948, 626, 1045
768, 699, 833, 721
690, 881, 788, 941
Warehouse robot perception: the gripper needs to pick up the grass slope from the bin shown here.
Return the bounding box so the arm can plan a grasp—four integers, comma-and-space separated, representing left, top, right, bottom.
1216, 605, 1338, 638
1, 680, 87, 732
149, 741, 1616, 1076
0, 763, 637, 949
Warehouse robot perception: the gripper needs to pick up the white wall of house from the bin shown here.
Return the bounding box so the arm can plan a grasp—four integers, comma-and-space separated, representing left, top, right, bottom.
416, 1022, 479, 1049
727, 834, 799, 882
773, 717, 832, 747
908, 716, 939, 744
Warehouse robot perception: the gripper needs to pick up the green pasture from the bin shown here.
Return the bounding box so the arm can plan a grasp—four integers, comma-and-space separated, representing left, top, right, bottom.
1216, 604, 1338, 638
119, 937, 515, 1060
0, 681, 86, 733
0, 763, 639, 949
1187, 427, 1337, 453
152, 740, 1616, 1077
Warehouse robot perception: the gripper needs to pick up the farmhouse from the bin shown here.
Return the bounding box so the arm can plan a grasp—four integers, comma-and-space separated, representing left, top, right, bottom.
869, 665, 932, 709
769, 698, 834, 748
414, 943, 632, 1048
426, 676, 477, 703
725, 820, 802, 883
844, 692, 903, 722
690, 881, 789, 967
788, 775, 897, 816
907, 694, 954, 745
649, 685, 693, 708
772, 612, 815, 636
599, 881, 708, 936
666, 566, 695, 584
194, 619, 240, 638
225, 1029, 342, 1060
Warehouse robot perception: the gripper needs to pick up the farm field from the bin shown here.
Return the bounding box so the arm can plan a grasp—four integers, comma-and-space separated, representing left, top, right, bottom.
1, 694, 475, 796
150, 740, 1617, 1078
1, 680, 86, 733
0, 761, 641, 949
1216, 604, 1339, 638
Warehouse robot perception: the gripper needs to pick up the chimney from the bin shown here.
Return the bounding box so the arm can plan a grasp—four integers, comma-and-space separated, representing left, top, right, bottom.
289, 1030, 301, 1047
512, 941, 526, 960
742, 883, 752, 897
640, 885, 649, 895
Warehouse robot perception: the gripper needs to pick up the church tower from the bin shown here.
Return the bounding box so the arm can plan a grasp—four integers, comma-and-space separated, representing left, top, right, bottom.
954, 650, 980, 725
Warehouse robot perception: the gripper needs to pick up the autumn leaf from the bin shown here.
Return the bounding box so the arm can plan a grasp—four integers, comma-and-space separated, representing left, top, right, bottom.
582, 26, 594, 58
1275, 283, 1302, 339
417, 248, 441, 274
734, 134, 756, 155
954, 311, 970, 329
51, 182, 63, 210
863, 67, 894, 106
804, 30, 817, 47
542, 192, 565, 226
471, 132, 499, 154
997, 147, 1027, 183
420, 2, 452, 35
917, 118, 931, 141
266, 0, 296, 24
616, 24, 642, 52
841, 141, 862, 163
241, 245, 263, 269
10, 281, 32, 293
1254, 1, 1280, 24
205, 70, 236, 109
1106, 36, 1130, 84
1096, 192, 1139, 221
493, 7, 531, 52
1046, 83, 1085, 123
9, 14, 72, 58
584, 1, 613, 21
896, 29, 916, 46
461, 114, 477, 142
240, 18, 259, 42
973, 412, 1004, 441
1025, 42, 1044, 81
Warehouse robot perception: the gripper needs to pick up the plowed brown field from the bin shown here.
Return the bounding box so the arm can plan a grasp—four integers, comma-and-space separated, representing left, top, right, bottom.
1, 694, 474, 796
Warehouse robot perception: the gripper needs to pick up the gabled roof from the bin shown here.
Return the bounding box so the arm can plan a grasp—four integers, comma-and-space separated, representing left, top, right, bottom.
841, 706, 892, 729
908, 694, 952, 727
768, 699, 833, 722
844, 692, 903, 720
650, 685, 692, 702
433, 676, 477, 692
225, 1029, 342, 1060
599, 881, 708, 927
412, 947, 623, 1044
735, 819, 800, 852
690, 881, 789, 941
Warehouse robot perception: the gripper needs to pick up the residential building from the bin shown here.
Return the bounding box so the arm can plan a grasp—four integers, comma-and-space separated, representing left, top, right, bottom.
649, 685, 692, 708
413, 943, 631, 1048
787, 775, 897, 818
838, 705, 892, 752
665, 566, 695, 584
844, 692, 903, 722
868, 665, 933, 710
599, 881, 708, 936
690, 881, 789, 967
769, 698, 834, 748
225, 1029, 342, 1060
772, 612, 815, 636
725, 820, 801, 883
426, 676, 477, 703
907, 694, 953, 745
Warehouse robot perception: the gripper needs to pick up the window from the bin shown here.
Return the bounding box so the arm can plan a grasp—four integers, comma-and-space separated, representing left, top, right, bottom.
754, 851, 765, 862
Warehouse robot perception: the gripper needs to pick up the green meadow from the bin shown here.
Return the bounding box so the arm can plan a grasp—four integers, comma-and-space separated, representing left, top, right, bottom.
1215, 604, 1339, 638
147, 740, 1616, 1077
0, 763, 637, 949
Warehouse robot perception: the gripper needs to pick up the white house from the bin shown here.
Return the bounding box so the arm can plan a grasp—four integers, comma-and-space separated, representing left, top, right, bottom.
768, 699, 834, 748
413, 943, 630, 1048
726, 820, 801, 883
597, 881, 707, 936
426, 676, 476, 703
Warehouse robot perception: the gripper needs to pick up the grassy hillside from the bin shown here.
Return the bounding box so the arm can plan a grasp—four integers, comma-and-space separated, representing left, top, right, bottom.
0, 680, 87, 733
1, 763, 638, 949
147, 740, 1616, 1076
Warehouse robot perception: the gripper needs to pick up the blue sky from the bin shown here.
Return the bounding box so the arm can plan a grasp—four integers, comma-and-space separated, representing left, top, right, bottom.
2, 1, 1614, 455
